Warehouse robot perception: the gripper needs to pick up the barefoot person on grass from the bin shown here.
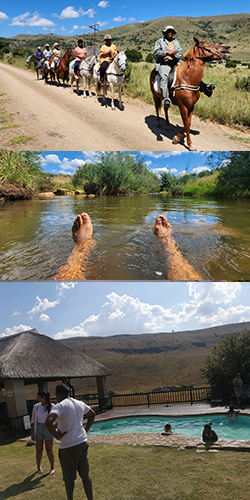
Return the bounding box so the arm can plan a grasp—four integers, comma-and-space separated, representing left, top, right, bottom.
31, 391, 55, 475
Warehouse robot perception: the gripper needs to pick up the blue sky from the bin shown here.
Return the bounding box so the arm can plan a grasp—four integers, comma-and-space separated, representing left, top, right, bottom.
0, 1, 249, 38
41, 151, 211, 177
1, 282, 250, 340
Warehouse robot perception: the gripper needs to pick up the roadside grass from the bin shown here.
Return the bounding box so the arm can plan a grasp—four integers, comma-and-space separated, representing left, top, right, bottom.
8, 135, 33, 145
1, 441, 250, 500
125, 61, 250, 129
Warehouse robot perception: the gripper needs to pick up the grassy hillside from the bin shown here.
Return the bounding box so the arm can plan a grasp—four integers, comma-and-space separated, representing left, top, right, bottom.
5, 13, 250, 60
58, 322, 250, 395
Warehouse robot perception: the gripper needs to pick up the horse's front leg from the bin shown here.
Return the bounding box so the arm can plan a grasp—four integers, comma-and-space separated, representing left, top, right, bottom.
173, 104, 195, 151
118, 82, 124, 110
103, 82, 107, 106
88, 77, 92, 97
82, 76, 87, 98
110, 82, 115, 110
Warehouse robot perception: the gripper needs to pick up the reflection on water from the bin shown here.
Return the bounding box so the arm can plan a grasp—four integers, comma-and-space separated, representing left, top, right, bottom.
0, 194, 250, 281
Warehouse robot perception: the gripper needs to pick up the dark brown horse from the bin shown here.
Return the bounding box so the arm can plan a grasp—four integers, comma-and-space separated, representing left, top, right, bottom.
50, 48, 75, 86
150, 37, 232, 150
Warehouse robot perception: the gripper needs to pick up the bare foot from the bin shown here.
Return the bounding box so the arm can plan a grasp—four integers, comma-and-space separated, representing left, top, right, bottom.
72, 213, 93, 243
153, 215, 172, 236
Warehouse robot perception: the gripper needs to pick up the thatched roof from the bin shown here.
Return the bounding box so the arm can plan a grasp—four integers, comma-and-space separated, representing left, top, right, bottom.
0, 329, 111, 385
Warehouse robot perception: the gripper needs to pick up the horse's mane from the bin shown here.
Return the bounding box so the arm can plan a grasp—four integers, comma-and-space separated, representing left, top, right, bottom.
177, 47, 196, 79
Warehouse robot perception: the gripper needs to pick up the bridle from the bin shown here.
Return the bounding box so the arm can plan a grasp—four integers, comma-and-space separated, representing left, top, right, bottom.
107, 54, 126, 76
193, 43, 227, 61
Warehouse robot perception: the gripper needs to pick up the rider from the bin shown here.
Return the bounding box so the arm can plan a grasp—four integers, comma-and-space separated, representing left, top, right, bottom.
98, 34, 118, 84
74, 39, 87, 80
53, 42, 62, 71
154, 25, 182, 109
43, 43, 53, 61
36, 46, 43, 60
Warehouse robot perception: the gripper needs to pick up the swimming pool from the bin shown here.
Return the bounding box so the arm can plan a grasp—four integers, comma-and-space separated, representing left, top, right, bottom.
88, 415, 250, 441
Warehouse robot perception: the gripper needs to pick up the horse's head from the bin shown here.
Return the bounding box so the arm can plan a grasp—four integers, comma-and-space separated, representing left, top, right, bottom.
26, 55, 34, 64
66, 47, 75, 57
193, 37, 232, 62
116, 51, 127, 72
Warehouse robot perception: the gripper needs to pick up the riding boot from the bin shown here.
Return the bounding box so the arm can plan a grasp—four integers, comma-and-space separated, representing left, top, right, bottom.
200, 80, 215, 98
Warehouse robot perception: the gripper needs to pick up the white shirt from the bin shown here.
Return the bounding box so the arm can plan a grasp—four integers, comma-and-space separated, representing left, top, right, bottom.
51, 397, 91, 449
31, 402, 55, 424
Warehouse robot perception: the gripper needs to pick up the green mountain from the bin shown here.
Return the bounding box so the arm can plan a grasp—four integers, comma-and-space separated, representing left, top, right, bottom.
59, 321, 250, 395
5, 13, 250, 60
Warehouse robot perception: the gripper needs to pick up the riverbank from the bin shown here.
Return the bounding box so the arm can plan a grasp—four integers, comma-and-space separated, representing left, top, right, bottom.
0, 184, 34, 201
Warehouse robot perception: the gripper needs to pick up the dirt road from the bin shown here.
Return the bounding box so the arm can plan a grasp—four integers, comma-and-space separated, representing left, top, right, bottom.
0, 62, 249, 151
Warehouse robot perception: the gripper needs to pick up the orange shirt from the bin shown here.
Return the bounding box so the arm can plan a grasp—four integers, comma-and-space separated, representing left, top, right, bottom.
98, 43, 117, 69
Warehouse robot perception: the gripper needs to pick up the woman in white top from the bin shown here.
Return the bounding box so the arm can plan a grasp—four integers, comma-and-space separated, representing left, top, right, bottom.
31, 390, 55, 475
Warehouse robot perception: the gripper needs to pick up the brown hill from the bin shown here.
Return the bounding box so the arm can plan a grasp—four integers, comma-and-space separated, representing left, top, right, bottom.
6, 13, 250, 61
59, 321, 250, 395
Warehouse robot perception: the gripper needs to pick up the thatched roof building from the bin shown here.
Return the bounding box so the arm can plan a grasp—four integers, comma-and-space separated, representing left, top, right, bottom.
0, 329, 111, 419
0, 328, 111, 385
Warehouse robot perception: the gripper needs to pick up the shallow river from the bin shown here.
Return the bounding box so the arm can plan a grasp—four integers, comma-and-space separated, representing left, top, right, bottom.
0, 194, 250, 281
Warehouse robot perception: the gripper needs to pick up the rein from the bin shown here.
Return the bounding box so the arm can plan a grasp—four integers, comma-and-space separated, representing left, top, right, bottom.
193, 43, 224, 61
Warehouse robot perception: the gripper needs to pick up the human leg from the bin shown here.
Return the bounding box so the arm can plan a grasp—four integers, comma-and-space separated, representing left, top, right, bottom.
45, 439, 55, 473
82, 477, 93, 500
35, 439, 44, 472
158, 65, 171, 107
64, 481, 75, 500
54, 213, 94, 280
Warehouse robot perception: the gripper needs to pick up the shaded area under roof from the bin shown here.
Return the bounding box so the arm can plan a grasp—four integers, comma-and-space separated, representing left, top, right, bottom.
0, 328, 111, 386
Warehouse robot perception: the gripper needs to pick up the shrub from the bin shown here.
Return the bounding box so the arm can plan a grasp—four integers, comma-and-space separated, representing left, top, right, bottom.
235, 76, 250, 91
145, 53, 155, 63
126, 48, 143, 62
225, 60, 237, 68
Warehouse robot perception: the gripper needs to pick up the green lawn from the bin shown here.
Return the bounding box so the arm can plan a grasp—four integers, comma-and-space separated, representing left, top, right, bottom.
1, 440, 250, 500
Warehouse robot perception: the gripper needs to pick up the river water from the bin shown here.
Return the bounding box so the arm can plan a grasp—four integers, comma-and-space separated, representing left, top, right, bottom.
0, 194, 250, 281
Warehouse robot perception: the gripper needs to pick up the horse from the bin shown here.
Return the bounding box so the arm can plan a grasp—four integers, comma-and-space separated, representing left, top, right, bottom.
26, 54, 43, 80
93, 51, 127, 110
69, 54, 98, 98
150, 37, 232, 150
49, 48, 75, 87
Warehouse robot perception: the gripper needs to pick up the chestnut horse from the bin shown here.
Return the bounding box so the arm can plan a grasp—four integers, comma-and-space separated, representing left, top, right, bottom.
150, 37, 232, 150
50, 48, 75, 86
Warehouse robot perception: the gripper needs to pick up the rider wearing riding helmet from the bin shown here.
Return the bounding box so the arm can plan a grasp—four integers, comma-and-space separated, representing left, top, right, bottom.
154, 25, 182, 109
43, 44, 52, 60
74, 39, 87, 80
36, 46, 43, 60
98, 34, 118, 84
53, 42, 62, 71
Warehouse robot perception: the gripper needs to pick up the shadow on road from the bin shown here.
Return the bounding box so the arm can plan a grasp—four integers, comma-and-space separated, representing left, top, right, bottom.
145, 114, 200, 149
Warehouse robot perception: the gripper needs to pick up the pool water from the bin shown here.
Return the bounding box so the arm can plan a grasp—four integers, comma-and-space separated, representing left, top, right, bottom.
88, 415, 250, 441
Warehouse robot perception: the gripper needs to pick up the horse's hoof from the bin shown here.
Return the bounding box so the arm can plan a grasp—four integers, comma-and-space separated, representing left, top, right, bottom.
84, 96, 87, 99
173, 136, 179, 144
188, 146, 197, 151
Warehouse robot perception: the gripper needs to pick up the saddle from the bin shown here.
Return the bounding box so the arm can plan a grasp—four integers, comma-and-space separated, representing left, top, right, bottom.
153, 66, 215, 99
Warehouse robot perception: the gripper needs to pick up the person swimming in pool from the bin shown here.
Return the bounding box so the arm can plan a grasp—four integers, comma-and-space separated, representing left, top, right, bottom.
161, 423, 174, 435
55, 212, 202, 281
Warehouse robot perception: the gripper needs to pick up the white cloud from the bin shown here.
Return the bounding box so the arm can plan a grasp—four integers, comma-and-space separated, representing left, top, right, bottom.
12, 310, 20, 316
11, 12, 55, 27
114, 16, 126, 22
140, 152, 182, 159
39, 314, 50, 321
54, 284, 248, 340
70, 25, 79, 32
28, 296, 59, 316
192, 166, 211, 174
79, 8, 96, 17
98, 1, 109, 7
0, 324, 32, 338
56, 282, 77, 297
42, 154, 61, 165
0, 12, 8, 22
59, 6, 80, 19
98, 21, 109, 27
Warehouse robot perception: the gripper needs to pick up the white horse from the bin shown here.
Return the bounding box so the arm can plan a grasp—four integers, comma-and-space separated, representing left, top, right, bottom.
93, 51, 127, 110
69, 54, 98, 98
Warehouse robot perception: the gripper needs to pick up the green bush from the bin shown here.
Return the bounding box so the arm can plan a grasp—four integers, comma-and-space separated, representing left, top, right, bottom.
145, 53, 155, 63
235, 76, 250, 91
126, 48, 143, 62
225, 60, 237, 68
